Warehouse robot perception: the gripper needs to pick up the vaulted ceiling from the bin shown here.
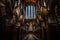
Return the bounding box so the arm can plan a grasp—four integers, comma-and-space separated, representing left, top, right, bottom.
25, 0, 36, 3
22, 0, 37, 5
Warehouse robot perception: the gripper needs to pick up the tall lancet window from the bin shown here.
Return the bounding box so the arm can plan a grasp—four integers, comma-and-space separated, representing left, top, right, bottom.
25, 5, 36, 19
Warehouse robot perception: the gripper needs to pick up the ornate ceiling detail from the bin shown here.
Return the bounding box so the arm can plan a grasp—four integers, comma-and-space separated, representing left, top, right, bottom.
24, 0, 36, 4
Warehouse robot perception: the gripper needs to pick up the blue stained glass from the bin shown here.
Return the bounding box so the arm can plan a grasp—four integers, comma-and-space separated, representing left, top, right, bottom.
26, 6, 27, 19
34, 6, 36, 19
26, 5, 36, 19
27, 5, 30, 19
31, 5, 33, 19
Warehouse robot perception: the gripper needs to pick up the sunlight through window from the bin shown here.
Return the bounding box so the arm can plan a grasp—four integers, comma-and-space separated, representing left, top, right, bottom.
26, 5, 36, 19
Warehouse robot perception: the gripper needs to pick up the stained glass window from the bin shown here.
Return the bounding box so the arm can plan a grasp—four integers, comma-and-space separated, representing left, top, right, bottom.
26, 5, 36, 19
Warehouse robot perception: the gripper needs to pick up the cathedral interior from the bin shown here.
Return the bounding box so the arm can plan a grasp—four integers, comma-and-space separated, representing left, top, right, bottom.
0, 0, 60, 40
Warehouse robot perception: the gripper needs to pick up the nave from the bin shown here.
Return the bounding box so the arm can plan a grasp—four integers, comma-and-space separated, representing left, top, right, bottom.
0, 0, 60, 40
